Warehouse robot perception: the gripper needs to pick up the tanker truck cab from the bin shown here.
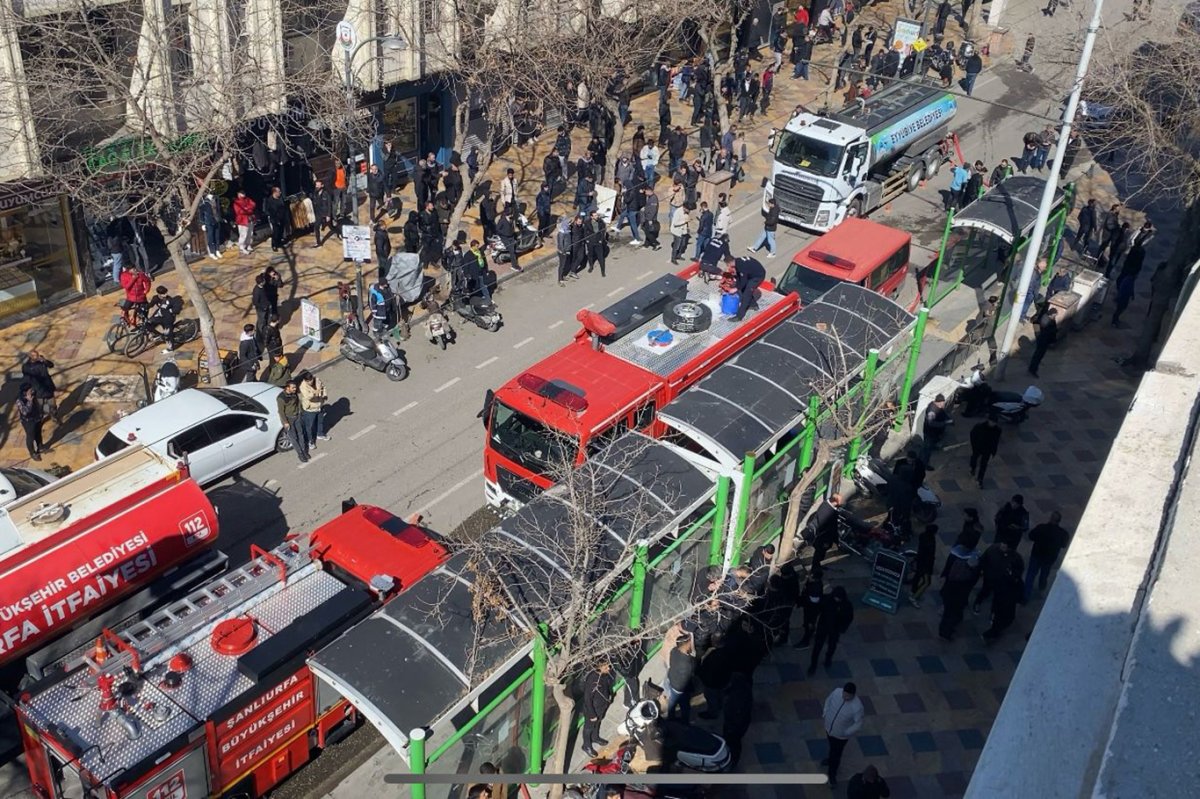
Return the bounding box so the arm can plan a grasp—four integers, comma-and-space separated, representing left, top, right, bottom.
766, 80, 957, 232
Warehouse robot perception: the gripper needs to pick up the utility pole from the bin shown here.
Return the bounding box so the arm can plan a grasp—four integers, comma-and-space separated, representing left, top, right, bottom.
996, 0, 1105, 377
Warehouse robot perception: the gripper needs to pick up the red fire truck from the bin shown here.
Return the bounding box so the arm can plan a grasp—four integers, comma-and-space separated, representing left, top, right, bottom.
15, 503, 448, 799
0, 445, 222, 683
483, 263, 799, 509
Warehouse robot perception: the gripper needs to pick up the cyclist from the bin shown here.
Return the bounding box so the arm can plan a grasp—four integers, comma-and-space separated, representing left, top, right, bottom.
118, 263, 151, 327
146, 285, 183, 352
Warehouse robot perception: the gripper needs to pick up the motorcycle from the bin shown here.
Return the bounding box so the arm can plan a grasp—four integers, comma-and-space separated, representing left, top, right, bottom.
837, 513, 916, 565
618, 699, 731, 773
486, 216, 542, 264
339, 327, 409, 381
153, 358, 181, 403
853, 454, 942, 525
450, 266, 502, 332
422, 297, 454, 350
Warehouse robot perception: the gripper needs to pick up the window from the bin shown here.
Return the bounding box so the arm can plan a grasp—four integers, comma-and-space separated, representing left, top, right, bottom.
97, 431, 132, 457
587, 417, 630, 457
203, 414, 259, 443
420, 0, 439, 28
169, 10, 194, 79
774, 131, 844, 178
169, 425, 212, 458
634, 401, 657, 431
200, 388, 268, 414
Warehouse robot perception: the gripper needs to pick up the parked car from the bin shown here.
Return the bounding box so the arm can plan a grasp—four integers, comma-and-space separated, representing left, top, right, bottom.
95, 383, 288, 485
0, 466, 57, 505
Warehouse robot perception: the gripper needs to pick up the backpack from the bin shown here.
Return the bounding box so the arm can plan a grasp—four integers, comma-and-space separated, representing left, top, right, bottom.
168, 295, 184, 316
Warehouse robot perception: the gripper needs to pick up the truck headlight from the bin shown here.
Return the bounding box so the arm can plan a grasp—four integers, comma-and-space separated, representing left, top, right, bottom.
815, 210, 830, 227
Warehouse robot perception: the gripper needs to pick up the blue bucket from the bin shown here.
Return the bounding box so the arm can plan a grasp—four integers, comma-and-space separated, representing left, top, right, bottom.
721, 293, 740, 316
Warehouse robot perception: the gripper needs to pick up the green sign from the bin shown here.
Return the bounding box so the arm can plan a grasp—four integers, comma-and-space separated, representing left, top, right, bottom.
83, 132, 206, 174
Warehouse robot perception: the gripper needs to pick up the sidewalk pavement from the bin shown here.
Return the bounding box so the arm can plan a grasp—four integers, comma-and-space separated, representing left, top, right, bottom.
2, 3, 933, 478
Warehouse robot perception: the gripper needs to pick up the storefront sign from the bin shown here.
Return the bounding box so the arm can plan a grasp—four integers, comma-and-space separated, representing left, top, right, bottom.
82, 133, 205, 174
0, 181, 57, 213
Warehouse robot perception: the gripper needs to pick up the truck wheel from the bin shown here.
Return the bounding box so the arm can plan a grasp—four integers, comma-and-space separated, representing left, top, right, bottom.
925, 157, 942, 181
846, 198, 864, 219
907, 163, 923, 192
663, 299, 712, 333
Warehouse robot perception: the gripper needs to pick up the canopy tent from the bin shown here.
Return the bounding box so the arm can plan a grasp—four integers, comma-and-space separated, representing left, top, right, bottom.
657, 284, 915, 467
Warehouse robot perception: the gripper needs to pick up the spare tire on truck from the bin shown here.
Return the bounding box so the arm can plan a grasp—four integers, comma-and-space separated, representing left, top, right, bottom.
662, 299, 713, 334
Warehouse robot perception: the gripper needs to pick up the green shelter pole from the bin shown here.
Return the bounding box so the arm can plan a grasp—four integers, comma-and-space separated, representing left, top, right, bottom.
708, 476, 731, 566
926, 209, 955, 306
846, 348, 880, 473
528, 625, 548, 775
800, 395, 820, 471
723, 453, 756, 569
409, 728, 427, 799
894, 307, 930, 432
629, 539, 650, 630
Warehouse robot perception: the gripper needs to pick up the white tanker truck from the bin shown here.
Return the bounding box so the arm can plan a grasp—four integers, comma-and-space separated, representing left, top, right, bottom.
765, 79, 958, 232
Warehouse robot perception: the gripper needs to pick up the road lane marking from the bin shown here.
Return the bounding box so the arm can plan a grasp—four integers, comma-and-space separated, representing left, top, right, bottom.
513, 337, 534, 349
435, 377, 462, 393
348, 424, 376, 441
637, 270, 654, 280
297, 452, 327, 469
392, 401, 418, 416
548, 320, 564, 330
414, 469, 485, 518
583, 302, 595, 309
476, 356, 499, 369
606, 286, 627, 297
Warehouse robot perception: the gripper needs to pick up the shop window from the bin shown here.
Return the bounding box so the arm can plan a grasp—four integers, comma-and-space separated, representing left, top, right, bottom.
0, 197, 80, 319
169, 11, 194, 79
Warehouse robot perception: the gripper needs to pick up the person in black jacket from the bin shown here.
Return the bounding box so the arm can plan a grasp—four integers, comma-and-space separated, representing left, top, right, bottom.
21, 350, 57, 423
795, 564, 825, 647
569, 214, 588, 277
16, 383, 45, 460
806, 493, 843, 568
418, 201, 442, 265
402, 211, 421, 254
1028, 307, 1057, 377
311, 179, 333, 248
443, 163, 464, 210
479, 193, 498, 241
809, 586, 854, 675
762, 561, 801, 644
367, 164, 386, 222
731, 255, 766, 322
495, 208, 523, 273
373, 221, 392, 282
968, 415, 1002, 488
908, 525, 938, 608
580, 660, 615, 757
663, 633, 697, 721
251, 274, 273, 342
585, 211, 607, 276
748, 198, 780, 257
263, 186, 289, 252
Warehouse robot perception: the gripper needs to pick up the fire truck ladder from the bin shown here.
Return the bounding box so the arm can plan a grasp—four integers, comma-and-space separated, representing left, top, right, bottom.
88, 543, 311, 675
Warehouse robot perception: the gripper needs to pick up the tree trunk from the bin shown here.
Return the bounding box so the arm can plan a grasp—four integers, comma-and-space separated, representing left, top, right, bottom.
545, 681, 575, 799
965, 0, 985, 38
165, 233, 225, 386
446, 104, 497, 237
698, 25, 732, 135
775, 445, 831, 567
600, 98, 626, 190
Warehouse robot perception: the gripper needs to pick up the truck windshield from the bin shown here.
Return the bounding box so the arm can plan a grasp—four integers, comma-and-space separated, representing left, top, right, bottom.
778, 263, 846, 306
490, 401, 578, 472
775, 131, 845, 178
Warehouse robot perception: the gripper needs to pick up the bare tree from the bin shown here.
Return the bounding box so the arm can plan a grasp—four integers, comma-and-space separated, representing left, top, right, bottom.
0, 0, 357, 382
456, 433, 743, 791
1084, 20, 1200, 366
776, 332, 899, 567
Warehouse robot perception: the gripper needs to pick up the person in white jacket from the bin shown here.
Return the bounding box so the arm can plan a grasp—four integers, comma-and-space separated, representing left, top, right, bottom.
822, 682, 865, 787
713, 195, 733, 238
640, 142, 661, 190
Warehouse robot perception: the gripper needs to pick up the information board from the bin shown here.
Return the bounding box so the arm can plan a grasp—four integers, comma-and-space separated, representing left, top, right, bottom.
300, 298, 322, 339
862, 549, 909, 614
342, 224, 371, 262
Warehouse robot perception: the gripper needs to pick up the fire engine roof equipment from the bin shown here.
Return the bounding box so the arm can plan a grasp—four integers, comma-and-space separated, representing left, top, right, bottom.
950, 176, 1066, 245
308, 433, 717, 758
658, 283, 915, 467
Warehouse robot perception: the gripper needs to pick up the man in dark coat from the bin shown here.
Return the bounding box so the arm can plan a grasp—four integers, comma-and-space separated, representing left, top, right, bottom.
730, 255, 766, 322
580, 660, 615, 757
939, 536, 981, 641
367, 164, 387, 222
21, 351, 57, 422
373, 221, 392, 282
994, 494, 1030, 550
1074, 198, 1098, 253
808, 586, 854, 675
495, 208, 522, 273
311, 179, 333, 248
569, 214, 589, 277
1028, 306, 1058, 377
968, 415, 1002, 488
585, 211, 607, 276
418, 201, 442, 265
982, 545, 1026, 640
263, 186, 289, 251
443, 163, 464, 210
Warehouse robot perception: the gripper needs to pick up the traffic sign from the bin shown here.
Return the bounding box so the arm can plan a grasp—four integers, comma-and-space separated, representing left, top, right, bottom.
336, 20, 357, 52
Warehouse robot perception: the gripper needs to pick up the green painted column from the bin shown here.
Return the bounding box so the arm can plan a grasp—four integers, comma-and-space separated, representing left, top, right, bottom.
846, 348, 880, 472
724, 453, 757, 569
528, 625, 548, 775
894, 307, 930, 432
709, 476, 731, 566
409, 728, 427, 799
800, 395, 820, 471
629, 539, 650, 630
926, 209, 955, 306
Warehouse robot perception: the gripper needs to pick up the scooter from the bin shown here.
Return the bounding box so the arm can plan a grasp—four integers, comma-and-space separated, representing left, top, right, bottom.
153, 358, 181, 403
450, 267, 503, 332
339, 327, 409, 381
853, 454, 942, 524
990, 385, 1043, 423
837, 513, 917, 567
422, 297, 454, 350
619, 699, 731, 773
956, 40, 977, 69
486, 217, 541, 264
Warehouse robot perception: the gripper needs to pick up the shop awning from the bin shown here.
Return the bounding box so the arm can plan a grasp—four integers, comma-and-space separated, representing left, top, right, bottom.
308, 434, 716, 757
657, 284, 914, 467
951, 176, 1068, 244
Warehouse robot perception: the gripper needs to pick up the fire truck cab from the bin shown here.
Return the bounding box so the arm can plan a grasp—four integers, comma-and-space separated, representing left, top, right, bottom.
15, 504, 447, 799
776, 218, 912, 307
484, 264, 799, 510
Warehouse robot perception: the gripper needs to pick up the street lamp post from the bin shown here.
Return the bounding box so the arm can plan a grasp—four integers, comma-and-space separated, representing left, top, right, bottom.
338, 29, 407, 224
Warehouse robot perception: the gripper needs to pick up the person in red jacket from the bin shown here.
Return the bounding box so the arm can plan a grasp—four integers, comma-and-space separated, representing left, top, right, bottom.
118, 263, 151, 325
232, 190, 257, 255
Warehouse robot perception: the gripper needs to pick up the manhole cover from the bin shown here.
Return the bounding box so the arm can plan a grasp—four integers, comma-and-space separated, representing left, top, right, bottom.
85, 374, 143, 404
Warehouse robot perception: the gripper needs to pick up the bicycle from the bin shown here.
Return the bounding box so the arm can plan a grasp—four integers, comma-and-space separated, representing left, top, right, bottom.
122, 317, 200, 357
105, 302, 148, 354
